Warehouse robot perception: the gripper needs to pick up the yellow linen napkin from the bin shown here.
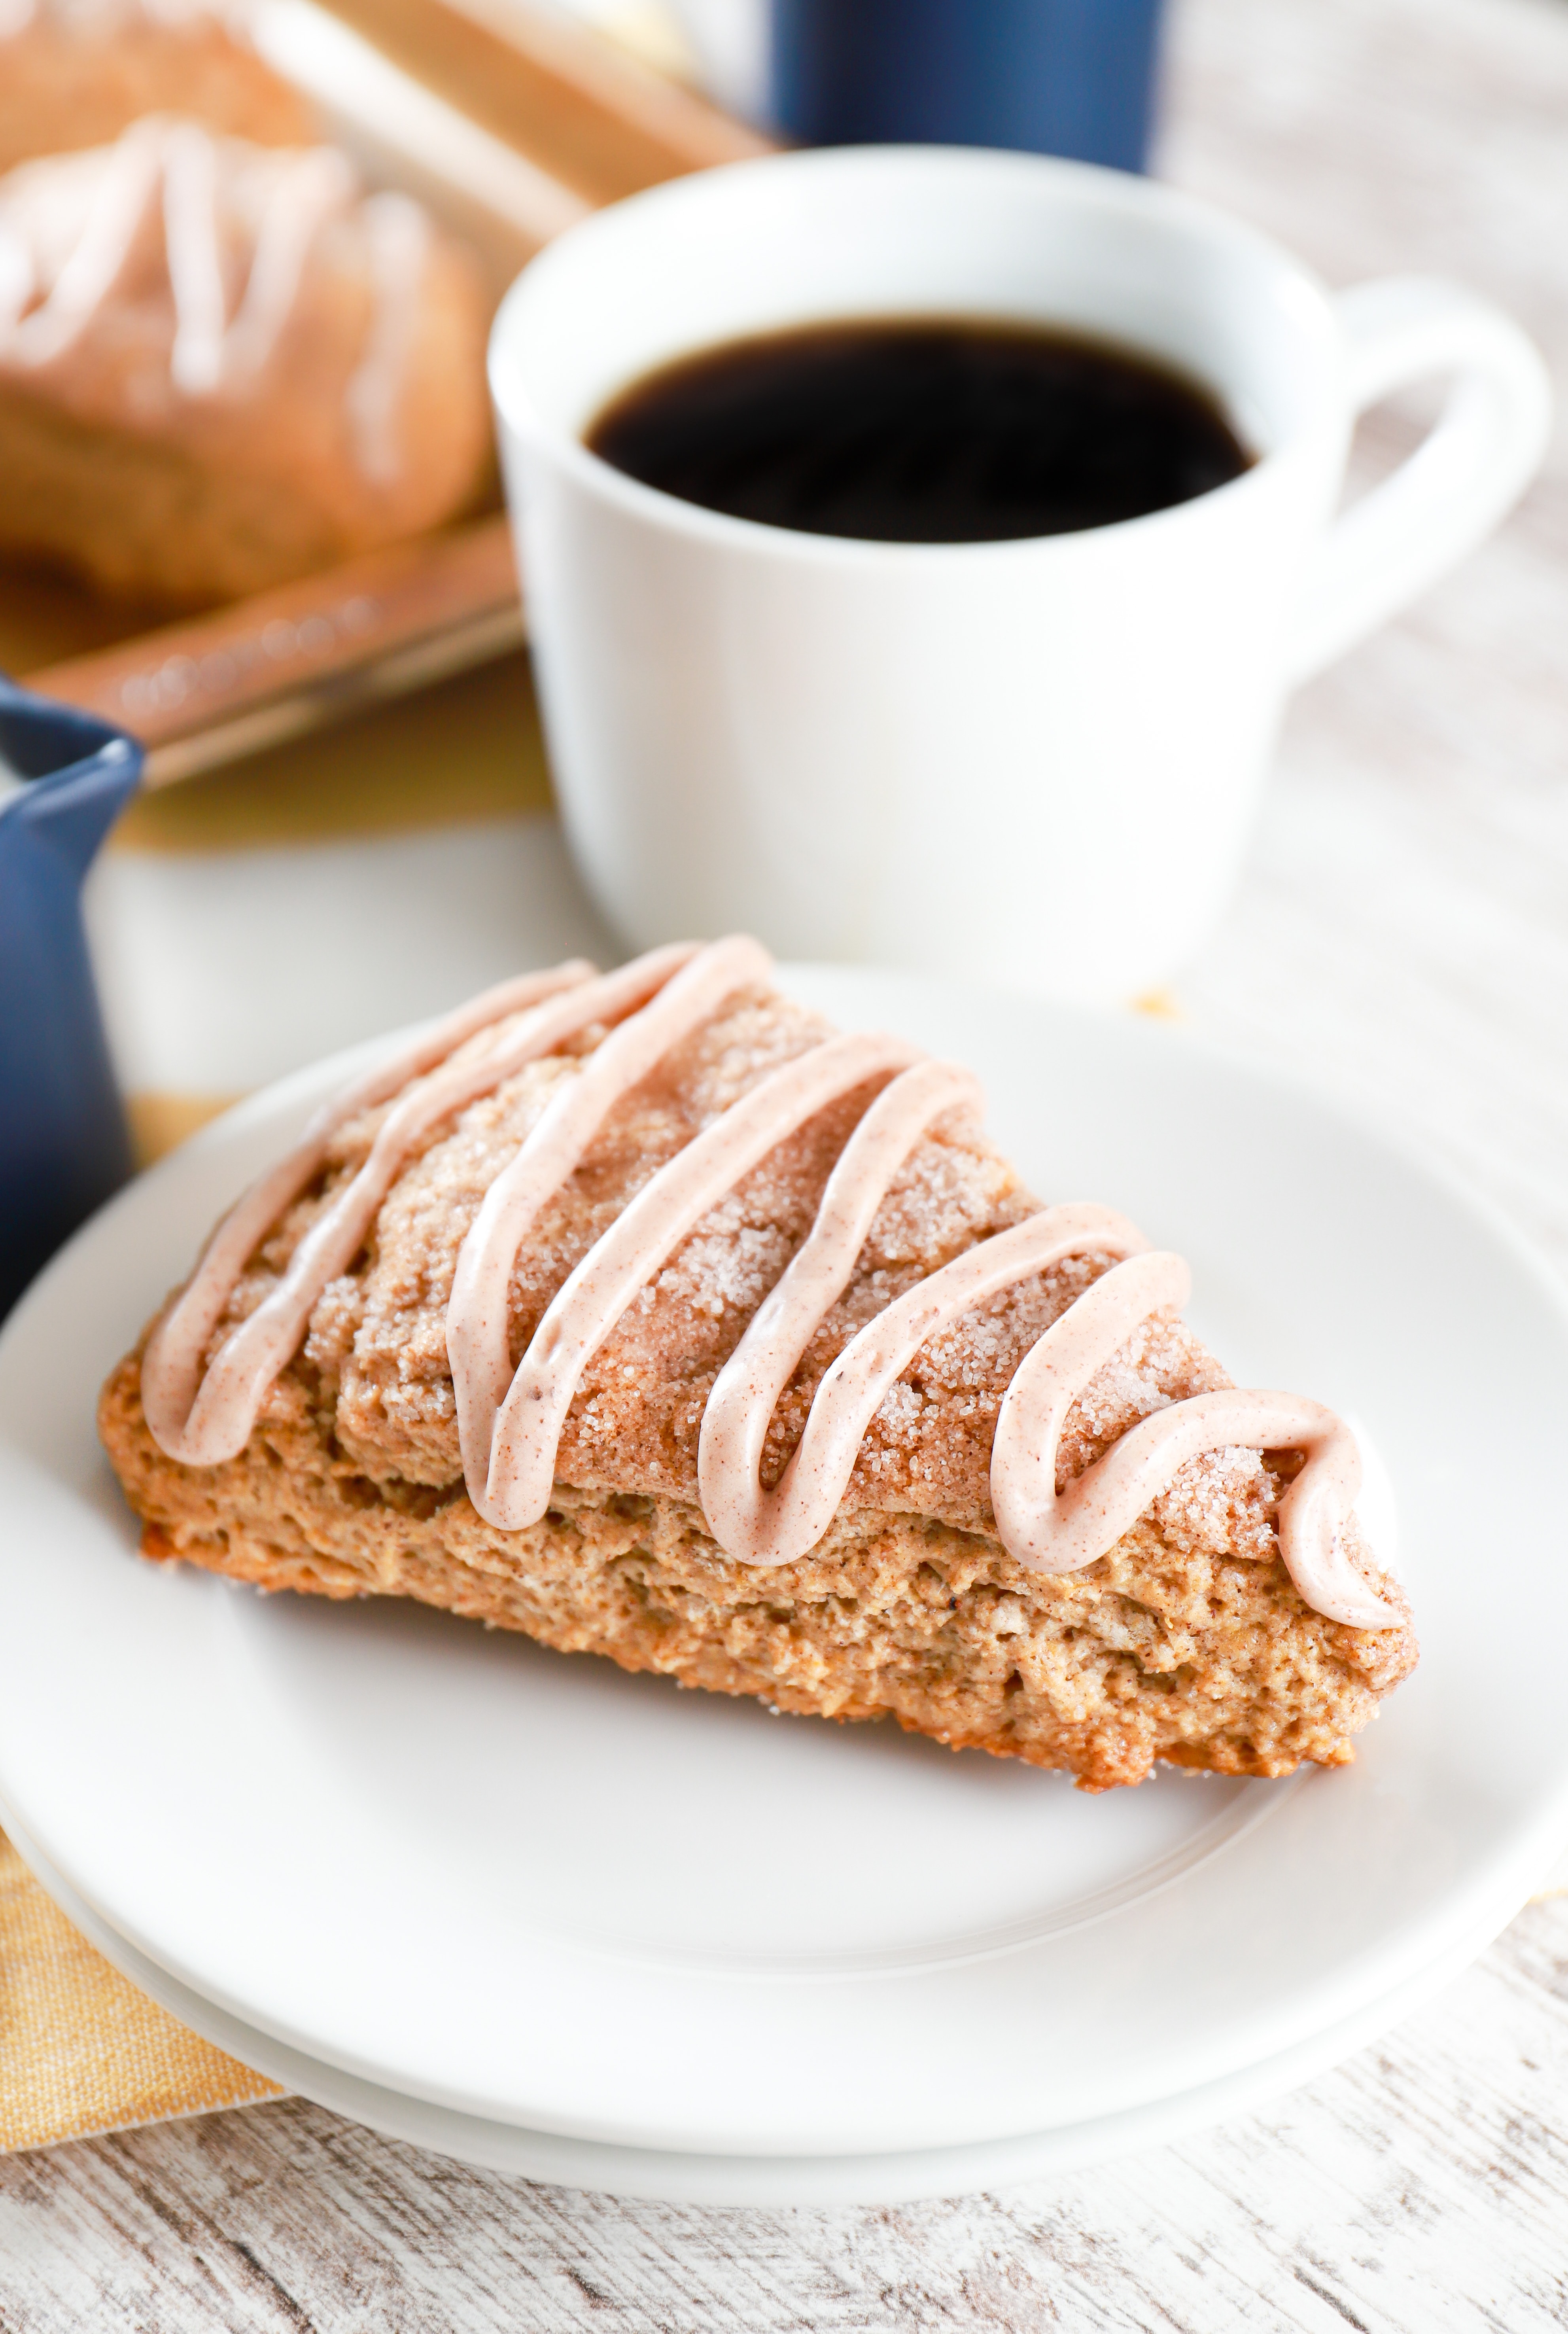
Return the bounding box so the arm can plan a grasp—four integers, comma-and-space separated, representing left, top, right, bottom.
0, 1834, 282, 2150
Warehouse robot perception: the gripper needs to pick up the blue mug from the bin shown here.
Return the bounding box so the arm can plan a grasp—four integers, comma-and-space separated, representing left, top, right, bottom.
770, 0, 1165, 172
0, 677, 142, 1317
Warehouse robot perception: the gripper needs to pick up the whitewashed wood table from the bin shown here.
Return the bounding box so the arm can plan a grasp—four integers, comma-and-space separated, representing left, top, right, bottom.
9, 0, 1568, 2321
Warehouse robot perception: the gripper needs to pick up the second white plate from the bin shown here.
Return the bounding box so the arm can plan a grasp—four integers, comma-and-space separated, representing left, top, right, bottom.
0, 967, 1565, 2162
4, 1804, 1507, 2205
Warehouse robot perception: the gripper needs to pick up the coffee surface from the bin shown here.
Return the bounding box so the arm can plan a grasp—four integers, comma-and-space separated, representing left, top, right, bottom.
587, 317, 1252, 543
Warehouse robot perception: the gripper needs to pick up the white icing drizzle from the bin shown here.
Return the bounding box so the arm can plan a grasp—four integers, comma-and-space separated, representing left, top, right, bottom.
344, 190, 428, 485
2, 118, 164, 366
144, 939, 1402, 1631
467, 1028, 924, 1530
142, 959, 598, 1464
448, 935, 769, 1507
201, 138, 353, 386
0, 118, 417, 478
163, 119, 227, 392
989, 1247, 1365, 1591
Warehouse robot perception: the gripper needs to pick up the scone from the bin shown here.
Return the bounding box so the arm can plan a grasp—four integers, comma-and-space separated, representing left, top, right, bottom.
0, 117, 492, 602
0, 0, 312, 174
99, 939, 1418, 1792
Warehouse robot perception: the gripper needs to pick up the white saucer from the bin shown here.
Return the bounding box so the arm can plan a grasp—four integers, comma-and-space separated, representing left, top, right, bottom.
1, 968, 1566, 2167
0, 1804, 1512, 2206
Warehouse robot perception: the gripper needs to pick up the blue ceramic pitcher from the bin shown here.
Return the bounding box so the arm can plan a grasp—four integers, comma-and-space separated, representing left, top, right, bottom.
0, 676, 142, 1317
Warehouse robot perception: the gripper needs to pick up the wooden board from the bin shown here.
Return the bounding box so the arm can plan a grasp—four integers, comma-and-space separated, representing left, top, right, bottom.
323, 0, 767, 203
30, 517, 525, 788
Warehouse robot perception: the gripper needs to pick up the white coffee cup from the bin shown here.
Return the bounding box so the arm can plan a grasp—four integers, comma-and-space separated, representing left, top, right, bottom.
489, 146, 1549, 1001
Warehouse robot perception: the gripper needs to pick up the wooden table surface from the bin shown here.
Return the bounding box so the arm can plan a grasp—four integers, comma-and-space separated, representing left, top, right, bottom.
8, 0, 1568, 2321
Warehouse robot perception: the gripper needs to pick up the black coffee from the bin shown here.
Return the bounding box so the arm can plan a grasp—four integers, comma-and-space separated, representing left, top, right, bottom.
587, 317, 1251, 545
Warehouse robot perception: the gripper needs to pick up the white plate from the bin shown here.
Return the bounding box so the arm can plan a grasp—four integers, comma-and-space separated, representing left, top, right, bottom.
0, 968, 1565, 2162
4, 1802, 1505, 2205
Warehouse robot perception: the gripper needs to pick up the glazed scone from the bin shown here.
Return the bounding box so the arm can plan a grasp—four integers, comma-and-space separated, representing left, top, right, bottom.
99, 943, 1418, 1793
0, 117, 492, 602
0, 0, 313, 173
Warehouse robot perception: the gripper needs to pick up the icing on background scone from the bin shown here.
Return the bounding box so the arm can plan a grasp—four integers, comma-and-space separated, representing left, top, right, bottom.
0, 115, 492, 601
100, 943, 1418, 1792
0, 0, 314, 174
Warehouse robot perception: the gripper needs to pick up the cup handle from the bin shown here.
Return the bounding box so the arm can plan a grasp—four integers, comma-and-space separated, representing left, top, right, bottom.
1287, 276, 1551, 683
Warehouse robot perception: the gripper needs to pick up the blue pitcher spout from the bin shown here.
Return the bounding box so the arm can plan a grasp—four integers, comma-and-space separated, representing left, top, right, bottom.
0, 676, 144, 1317
3, 725, 139, 869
